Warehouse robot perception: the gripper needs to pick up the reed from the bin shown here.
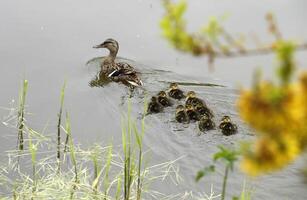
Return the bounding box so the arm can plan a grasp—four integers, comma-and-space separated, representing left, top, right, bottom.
64, 112, 78, 199
103, 144, 113, 199
57, 81, 66, 173
134, 97, 147, 200
115, 174, 122, 200
90, 145, 101, 197
28, 130, 38, 198
17, 79, 28, 150
122, 98, 139, 200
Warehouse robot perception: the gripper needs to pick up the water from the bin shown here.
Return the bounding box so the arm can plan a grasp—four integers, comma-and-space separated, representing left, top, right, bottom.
1, 0, 307, 199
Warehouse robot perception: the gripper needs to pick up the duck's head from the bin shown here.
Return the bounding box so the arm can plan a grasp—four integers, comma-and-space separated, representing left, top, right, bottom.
94, 38, 119, 54
200, 115, 209, 121
169, 83, 178, 89
176, 105, 185, 112
221, 115, 231, 122
158, 91, 167, 97
187, 91, 196, 98
185, 104, 194, 111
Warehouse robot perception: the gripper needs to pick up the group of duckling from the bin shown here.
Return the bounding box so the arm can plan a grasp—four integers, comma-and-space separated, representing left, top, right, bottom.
147, 83, 237, 136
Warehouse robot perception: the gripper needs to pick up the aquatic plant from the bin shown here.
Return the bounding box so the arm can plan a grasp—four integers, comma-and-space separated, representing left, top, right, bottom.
57, 81, 66, 172
17, 79, 28, 150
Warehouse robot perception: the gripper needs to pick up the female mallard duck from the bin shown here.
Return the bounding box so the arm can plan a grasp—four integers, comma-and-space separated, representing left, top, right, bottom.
198, 115, 215, 132
157, 91, 172, 107
175, 105, 189, 123
185, 104, 200, 121
93, 38, 143, 87
185, 91, 206, 107
147, 96, 163, 114
194, 103, 214, 118
168, 83, 185, 100
219, 115, 237, 136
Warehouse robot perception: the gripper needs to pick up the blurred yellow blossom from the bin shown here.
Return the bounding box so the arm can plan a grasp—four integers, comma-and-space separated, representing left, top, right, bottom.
238, 71, 307, 175
237, 39, 307, 176
238, 81, 303, 136
241, 135, 301, 176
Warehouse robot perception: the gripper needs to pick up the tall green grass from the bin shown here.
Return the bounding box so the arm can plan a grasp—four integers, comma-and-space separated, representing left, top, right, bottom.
121, 97, 148, 200
28, 130, 38, 197
121, 99, 133, 200
57, 81, 66, 173
17, 79, 28, 150
0, 80, 187, 199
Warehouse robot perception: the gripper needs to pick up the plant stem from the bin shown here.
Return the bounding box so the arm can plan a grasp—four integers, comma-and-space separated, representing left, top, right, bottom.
17, 80, 28, 151
57, 81, 66, 173
221, 165, 229, 200
136, 149, 142, 200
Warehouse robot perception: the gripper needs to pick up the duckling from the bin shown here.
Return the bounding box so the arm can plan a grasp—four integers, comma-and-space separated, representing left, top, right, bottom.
93, 38, 143, 87
175, 105, 189, 123
198, 115, 215, 132
147, 97, 163, 114
157, 91, 172, 107
194, 103, 214, 118
168, 83, 185, 100
185, 104, 200, 121
185, 91, 206, 107
219, 115, 237, 136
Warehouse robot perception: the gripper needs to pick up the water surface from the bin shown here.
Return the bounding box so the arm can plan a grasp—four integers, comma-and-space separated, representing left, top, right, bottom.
1, 0, 307, 199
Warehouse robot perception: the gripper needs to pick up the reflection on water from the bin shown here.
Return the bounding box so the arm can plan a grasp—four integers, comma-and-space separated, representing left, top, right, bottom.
89, 72, 111, 88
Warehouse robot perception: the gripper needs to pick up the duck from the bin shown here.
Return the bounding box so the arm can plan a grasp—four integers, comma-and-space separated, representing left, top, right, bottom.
194, 103, 214, 118
175, 105, 189, 123
157, 91, 172, 107
93, 38, 143, 87
185, 91, 206, 107
198, 115, 215, 132
168, 83, 185, 100
185, 103, 200, 121
219, 115, 237, 136
147, 96, 163, 114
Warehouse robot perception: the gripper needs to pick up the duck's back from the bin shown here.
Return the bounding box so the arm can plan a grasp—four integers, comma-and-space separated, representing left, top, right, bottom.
117, 62, 136, 73
108, 62, 143, 86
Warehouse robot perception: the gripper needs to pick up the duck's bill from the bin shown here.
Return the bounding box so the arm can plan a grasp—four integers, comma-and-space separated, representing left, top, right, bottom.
93, 44, 104, 48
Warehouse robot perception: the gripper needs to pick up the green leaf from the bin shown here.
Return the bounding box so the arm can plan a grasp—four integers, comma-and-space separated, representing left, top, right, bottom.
213, 145, 238, 169
133, 121, 142, 149
195, 165, 215, 182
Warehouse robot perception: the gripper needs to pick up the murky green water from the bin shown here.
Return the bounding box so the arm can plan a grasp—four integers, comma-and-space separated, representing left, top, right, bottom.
1, 0, 307, 199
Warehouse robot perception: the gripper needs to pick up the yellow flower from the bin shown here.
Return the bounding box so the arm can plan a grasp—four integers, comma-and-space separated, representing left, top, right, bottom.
238, 72, 307, 176
241, 135, 300, 176
238, 81, 303, 136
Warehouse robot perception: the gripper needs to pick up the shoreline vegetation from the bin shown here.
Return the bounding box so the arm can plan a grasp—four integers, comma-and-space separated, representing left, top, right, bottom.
1, 80, 246, 200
